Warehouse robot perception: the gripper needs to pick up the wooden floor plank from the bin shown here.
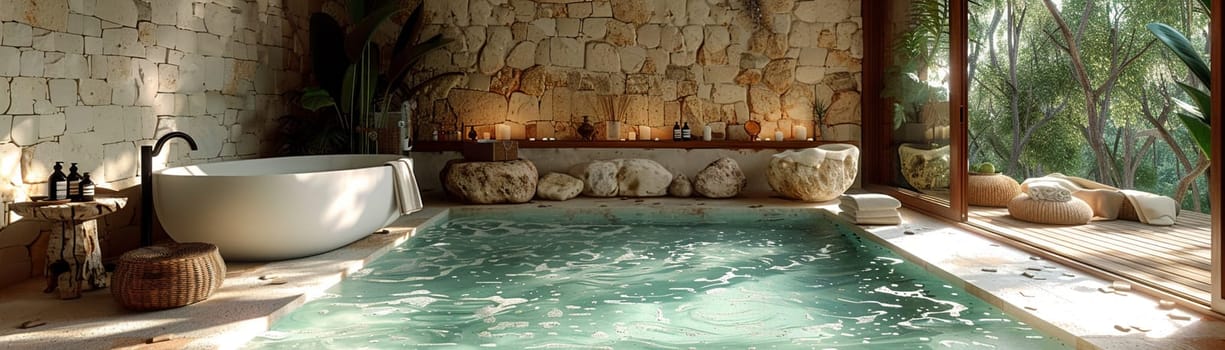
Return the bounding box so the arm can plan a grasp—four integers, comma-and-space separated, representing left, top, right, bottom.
967, 207, 1213, 303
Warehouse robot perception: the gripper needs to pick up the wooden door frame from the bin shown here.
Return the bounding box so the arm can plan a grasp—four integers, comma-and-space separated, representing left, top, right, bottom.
1211, 0, 1223, 315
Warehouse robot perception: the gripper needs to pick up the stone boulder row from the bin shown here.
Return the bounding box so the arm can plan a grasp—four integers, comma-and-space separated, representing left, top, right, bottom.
668, 174, 693, 197
694, 157, 746, 198
536, 172, 584, 201
767, 144, 860, 202
569, 159, 673, 197
568, 160, 619, 197
443, 159, 538, 204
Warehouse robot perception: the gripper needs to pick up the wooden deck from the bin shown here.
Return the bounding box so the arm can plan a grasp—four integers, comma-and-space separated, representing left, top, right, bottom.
968, 207, 1213, 303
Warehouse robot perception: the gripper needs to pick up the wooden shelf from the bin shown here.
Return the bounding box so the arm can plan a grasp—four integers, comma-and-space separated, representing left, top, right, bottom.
411, 140, 857, 152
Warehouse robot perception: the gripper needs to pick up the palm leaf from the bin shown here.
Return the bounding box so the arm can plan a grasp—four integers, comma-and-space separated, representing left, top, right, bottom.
1147, 23, 1210, 87
1176, 82, 1211, 124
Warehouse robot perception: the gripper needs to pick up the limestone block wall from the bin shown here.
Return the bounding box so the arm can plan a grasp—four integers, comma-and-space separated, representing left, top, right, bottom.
0, 0, 312, 288
411, 0, 863, 142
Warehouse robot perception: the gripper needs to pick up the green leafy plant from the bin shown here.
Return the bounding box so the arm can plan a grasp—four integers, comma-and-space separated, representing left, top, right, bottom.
883, 0, 953, 130
298, 0, 458, 154
1146, 0, 1211, 158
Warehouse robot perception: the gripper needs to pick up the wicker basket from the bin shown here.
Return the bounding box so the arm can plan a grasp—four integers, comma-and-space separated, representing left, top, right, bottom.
968, 173, 1022, 207
111, 243, 226, 311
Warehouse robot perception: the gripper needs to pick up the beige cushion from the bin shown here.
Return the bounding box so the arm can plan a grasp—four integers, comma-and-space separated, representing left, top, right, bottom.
968, 174, 1022, 207
1007, 194, 1093, 225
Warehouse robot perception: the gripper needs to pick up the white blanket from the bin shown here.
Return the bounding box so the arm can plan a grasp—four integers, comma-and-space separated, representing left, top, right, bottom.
1021, 173, 1176, 226
386, 158, 424, 215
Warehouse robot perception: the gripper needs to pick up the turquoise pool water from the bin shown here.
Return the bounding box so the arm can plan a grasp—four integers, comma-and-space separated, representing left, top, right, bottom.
247, 209, 1068, 349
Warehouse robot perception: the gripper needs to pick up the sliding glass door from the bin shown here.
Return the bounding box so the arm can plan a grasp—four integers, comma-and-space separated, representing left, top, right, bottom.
865, 0, 968, 221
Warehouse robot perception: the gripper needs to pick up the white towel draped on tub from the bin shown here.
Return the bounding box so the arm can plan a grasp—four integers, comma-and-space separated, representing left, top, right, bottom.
386, 158, 424, 214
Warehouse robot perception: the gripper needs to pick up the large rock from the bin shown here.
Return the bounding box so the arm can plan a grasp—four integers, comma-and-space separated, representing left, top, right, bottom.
614, 159, 672, 197
668, 174, 693, 197
568, 159, 673, 197
694, 158, 746, 198
569, 160, 619, 197
443, 159, 538, 204
767, 144, 860, 202
537, 172, 583, 201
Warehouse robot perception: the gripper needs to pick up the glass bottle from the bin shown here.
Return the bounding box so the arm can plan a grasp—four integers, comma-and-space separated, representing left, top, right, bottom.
67, 163, 82, 201
48, 162, 67, 200
672, 122, 682, 141
467, 126, 478, 141
79, 172, 95, 202
681, 122, 691, 141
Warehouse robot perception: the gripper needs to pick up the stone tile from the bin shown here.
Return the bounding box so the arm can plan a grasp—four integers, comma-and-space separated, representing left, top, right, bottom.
101, 28, 142, 57
2, 22, 32, 47
0, 47, 19, 76
44, 52, 88, 79
19, 50, 44, 77
78, 78, 111, 105
10, 115, 38, 146
102, 141, 136, 181
38, 113, 66, 139
48, 79, 77, 107
9, 77, 46, 115
64, 105, 93, 133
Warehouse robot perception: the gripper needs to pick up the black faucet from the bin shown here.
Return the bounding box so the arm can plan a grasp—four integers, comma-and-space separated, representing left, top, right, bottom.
140, 132, 198, 247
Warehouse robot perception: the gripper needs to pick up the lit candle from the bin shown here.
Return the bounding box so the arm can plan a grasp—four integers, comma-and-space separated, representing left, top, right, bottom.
482, 132, 491, 140
652, 137, 659, 141
774, 130, 784, 141
794, 126, 807, 141
496, 124, 511, 140
628, 131, 637, 140
529, 137, 536, 141
638, 126, 651, 140
702, 125, 712, 141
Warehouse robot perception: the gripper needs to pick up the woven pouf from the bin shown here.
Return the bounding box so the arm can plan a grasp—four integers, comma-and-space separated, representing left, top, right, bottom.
1007, 194, 1093, 225
112, 242, 226, 311
968, 174, 1022, 207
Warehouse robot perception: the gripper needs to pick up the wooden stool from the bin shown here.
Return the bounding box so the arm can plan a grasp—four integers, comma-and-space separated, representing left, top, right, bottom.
9, 197, 127, 299
111, 242, 226, 310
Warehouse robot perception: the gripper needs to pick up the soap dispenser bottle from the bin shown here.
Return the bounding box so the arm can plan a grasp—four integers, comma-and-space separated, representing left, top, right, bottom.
681, 122, 691, 141
67, 163, 82, 201
79, 172, 95, 202
48, 162, 67, 200
672, 122, 682, 141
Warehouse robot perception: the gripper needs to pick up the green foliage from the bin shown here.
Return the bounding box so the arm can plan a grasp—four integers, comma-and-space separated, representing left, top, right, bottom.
1147, 7, 1212, 158
295, 0, 455, 154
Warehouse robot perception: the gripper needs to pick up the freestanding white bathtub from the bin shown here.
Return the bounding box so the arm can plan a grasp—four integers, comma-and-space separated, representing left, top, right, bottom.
154, 154, 413, 261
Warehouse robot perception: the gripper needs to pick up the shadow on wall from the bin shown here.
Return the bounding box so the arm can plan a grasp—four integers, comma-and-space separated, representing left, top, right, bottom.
0, 185, 168, 289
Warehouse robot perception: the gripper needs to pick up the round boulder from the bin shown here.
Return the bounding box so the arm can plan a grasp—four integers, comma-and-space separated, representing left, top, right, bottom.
668, 174, 693, 197
694, 157, 746, 198
536, 172, 584, 201
443, 159, 538, 204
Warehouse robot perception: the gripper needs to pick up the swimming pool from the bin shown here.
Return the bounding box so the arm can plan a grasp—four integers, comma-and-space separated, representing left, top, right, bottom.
247, 208, 1069, 349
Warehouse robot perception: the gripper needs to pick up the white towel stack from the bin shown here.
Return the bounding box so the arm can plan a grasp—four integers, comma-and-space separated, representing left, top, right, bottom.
838, 194, 902, 225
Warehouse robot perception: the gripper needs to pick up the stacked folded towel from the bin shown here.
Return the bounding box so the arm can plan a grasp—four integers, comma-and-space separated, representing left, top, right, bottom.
838, 194, 902, 225
1024, 181, 1072, 202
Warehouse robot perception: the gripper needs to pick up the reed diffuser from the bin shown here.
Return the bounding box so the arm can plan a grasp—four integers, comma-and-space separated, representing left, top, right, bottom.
600, 96, 632, 140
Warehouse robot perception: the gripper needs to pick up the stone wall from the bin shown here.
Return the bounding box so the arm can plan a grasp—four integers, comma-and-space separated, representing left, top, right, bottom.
411, 0, 863, 142
0, 0, 312, 288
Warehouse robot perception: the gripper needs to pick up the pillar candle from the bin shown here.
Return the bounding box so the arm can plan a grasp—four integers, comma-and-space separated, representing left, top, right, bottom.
794, 126, 807, 141
628, 131, 637, 141
496, 124, 511, 140
482, 132, 491, 140
774, 130, 784, 141
638, 126, 651, 140
702, 125, 712, 141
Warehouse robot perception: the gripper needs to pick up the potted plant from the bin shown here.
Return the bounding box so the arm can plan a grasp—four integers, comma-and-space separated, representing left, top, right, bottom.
296, 0, 461, 154
882, 0, 951, 144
